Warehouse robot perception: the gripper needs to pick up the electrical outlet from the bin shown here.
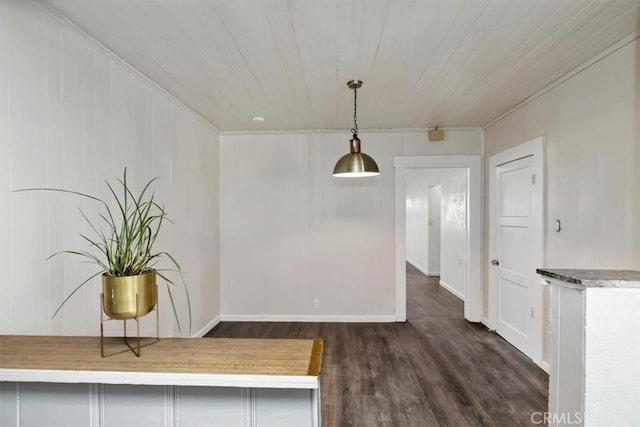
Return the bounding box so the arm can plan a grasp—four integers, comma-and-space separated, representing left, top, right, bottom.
312, 299, 320, 310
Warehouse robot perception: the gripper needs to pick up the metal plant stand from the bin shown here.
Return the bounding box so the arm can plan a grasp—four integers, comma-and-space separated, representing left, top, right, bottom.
100, 286, 159, 358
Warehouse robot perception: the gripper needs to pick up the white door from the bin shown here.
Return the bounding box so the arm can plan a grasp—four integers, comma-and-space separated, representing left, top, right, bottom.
489, 138, 544, 366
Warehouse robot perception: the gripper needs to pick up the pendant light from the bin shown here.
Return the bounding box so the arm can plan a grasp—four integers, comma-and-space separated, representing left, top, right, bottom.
332, 80, 380, 178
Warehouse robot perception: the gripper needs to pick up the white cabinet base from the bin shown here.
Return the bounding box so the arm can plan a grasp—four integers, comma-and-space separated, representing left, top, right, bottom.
0, 382, 319, 427
547, 277, 640, 427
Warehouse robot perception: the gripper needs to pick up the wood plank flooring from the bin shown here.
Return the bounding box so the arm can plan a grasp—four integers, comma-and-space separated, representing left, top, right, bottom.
206, 263, 548, 426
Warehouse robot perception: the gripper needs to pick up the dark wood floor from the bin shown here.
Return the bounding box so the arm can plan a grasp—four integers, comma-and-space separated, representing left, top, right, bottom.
206, 263, 548, 426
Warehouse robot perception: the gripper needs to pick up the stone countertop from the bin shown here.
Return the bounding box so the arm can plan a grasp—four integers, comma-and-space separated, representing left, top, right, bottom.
537, 268, 640, 288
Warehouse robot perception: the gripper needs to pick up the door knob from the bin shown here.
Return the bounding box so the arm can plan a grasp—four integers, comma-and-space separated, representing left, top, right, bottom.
491, 259, 500, 266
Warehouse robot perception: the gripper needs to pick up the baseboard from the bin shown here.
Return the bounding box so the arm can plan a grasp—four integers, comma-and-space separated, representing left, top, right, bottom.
191, 315, 221, 337
439, 280, 465, 301
219, 314, 396, 323
540, 361, 550, 374
406, 259, 430, 277
426, 271, 440, 276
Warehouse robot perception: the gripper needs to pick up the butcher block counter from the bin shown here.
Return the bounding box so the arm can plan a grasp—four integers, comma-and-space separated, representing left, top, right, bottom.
0, 336, 323, 427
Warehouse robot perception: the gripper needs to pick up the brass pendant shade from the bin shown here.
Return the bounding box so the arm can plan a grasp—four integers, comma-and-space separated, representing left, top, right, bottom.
332, 137, 380, 177
333, 80, 379, 178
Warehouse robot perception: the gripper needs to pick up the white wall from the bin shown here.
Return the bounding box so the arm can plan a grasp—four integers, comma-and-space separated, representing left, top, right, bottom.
439, 170, 467, 300
220, 129, 482, 320
405, 172, 445, 277
483, 38, 640, 315
427, 185, 441, 274
0, 0, 220, 337
405, 173, 430, 274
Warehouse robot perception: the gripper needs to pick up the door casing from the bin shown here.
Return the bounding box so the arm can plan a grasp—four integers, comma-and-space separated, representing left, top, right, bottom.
394, 155, 482, 323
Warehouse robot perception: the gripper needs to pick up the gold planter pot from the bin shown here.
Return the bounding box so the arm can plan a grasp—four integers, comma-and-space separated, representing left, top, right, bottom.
102, 272, 157, 320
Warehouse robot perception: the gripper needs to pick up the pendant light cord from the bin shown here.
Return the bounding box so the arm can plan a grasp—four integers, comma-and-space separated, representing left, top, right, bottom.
351, 87, 358, 138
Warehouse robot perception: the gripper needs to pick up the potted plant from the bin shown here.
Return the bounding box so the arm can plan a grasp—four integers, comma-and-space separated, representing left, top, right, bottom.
14, 168, 191, 335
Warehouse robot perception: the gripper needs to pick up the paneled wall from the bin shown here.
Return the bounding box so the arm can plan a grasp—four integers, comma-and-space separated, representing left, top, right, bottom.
439, 170, 467, 299
427, 185, 442, 275
0, 382, 315, 427
405, 172, 432, 274
483, 38, 640, 314
0, 1, 220, 337
220, 130, 481, 320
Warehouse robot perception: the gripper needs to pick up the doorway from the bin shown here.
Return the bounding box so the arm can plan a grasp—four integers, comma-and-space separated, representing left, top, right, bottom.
394, 156, 482, 322
405, 169, 467, 302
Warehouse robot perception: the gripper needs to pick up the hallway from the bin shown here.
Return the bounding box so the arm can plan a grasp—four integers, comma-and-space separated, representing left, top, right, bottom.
207, 263, 548, 426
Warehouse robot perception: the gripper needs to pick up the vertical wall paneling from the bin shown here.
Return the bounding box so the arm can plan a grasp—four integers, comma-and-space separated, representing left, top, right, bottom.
165, 385, 176, 427
220, 133, 311, 317
0, 383, 316, 427
9, 0, 49, 334
79, 27, 97, 327
626, 64, 639, 267
0, 382, 18, 425
45, 11, 64, 334
179, 386, 244, 425
427, 185, 441, 274
102, 384, 166, 427
1, 1, 220, 337
220, 129, 482, 320
242, 387, 257, 426
255, 388, 312, 426
89, 384, 101, 427
61, 18, 88, 335
439, 170, 467, 300
0, 0, 12, 332
483, 38, 640, 318
170, 101, 222, 336
635, 38, 640, 267
405, 171, 430, 273
19, 383, 92, 426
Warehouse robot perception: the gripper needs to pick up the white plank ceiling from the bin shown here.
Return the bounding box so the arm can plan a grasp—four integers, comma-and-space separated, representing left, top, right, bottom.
40, 0, 640, 131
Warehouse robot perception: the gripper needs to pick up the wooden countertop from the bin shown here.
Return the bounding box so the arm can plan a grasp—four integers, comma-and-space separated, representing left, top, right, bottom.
0, 336, 322, 389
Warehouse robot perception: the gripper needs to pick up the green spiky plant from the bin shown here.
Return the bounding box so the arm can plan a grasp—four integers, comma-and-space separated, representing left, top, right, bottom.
14, 168, 191, 335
